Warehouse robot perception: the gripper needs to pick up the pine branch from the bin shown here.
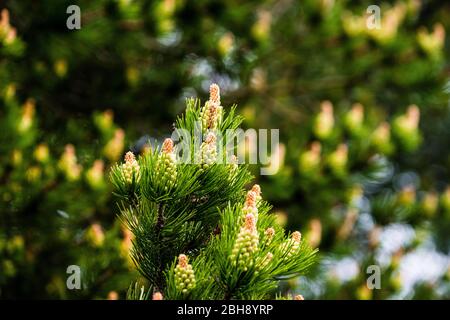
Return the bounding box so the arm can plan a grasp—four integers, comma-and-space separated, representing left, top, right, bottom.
111, 83, 318, 300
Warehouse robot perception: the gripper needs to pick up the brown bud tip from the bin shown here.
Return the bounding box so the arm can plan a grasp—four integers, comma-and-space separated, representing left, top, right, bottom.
107, 291, 119, 300
152, 292, 163, 300
162, 138, 174, 154
352, 102, 364, 114
178, 254, 188, 269
321, 100, 333, 114
115, 128, 125, 139
337, 144, 348, 155
65, 144, 75, 155
434, 23, 445, 41
245, 213, 256, 231
311, 141, 321, 154
245, 190, 257, 208
407, 104, 420, 126
251, 184, 261, 197
124, 151, 135, 163
1, 9, 10, 25
265, 227, 275, 238
209, 83, 220, 104
93, 159, 104, 171
292, 231, 302, 243
294, 294, 304, 300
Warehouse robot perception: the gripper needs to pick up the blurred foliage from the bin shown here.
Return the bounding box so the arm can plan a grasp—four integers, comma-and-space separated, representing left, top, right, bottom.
0, 0, 449, 299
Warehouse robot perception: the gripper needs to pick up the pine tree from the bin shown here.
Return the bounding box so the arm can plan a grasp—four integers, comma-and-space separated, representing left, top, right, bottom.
111, 84, 317, 300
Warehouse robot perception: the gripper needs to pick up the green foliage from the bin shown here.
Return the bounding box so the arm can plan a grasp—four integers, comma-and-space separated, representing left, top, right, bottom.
1, 0, 449, 300
111, 87, 317, 299
0, 48, 136, 298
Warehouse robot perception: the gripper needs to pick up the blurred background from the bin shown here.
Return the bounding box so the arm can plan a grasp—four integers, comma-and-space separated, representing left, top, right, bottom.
0, 0, 449, 299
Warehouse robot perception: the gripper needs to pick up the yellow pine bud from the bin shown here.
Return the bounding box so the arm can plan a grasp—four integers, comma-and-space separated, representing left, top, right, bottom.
314, 101, 334, 139
175, 254, 196, 294
58, 144, 82, 181
327, 144, 348, 176
5, 30, 16, 45
104, 129, 125, 161
2, 259, 16, 277
0, 9, 10, 30
392, 105, 421, 151
9, 235, 24, 252
126, 67, 139, 86
417, 23, 445, 58
292, 231, 301, 242
356, 285, 372, 300
251, 10, 271, 42
341, 11, 365, 37
218, 32, 234, 56
369, 3, 406, 44
54, 59, 68, 78
421, 192, 438, 218
209, 83, 220, 105
245, 190, 257, 208
345, 103, 364, 133
18, 99, 35, 133
347, 184, 363, 207
243, 190, 258, 222
107, 291, 119, 300
299, 142, 321, 175
319, 0, 335, 15
395, 105, 420, 133
371, 122, 392, 154
152, 292, 163, 300
200, 84, 223, 133
11, 149, 22, 166
398, 186, 416, 206
155, 138, 177, 190
264, 227, 275, 246
281, 231, 302, 260
230, 214, 259, 271
251, 184, 262, 202
121, 151, 140, 185
26, 166, 41, 182
4, 83, 16, 101
0, 9, 17, 44
95, 109, 114, 132
156, 0, 176, 17
86, 159, 105, 189
199, 132, 217, 169
86, 223, 105, 247
34, 143, 49, 163
307, 219, 322, 248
